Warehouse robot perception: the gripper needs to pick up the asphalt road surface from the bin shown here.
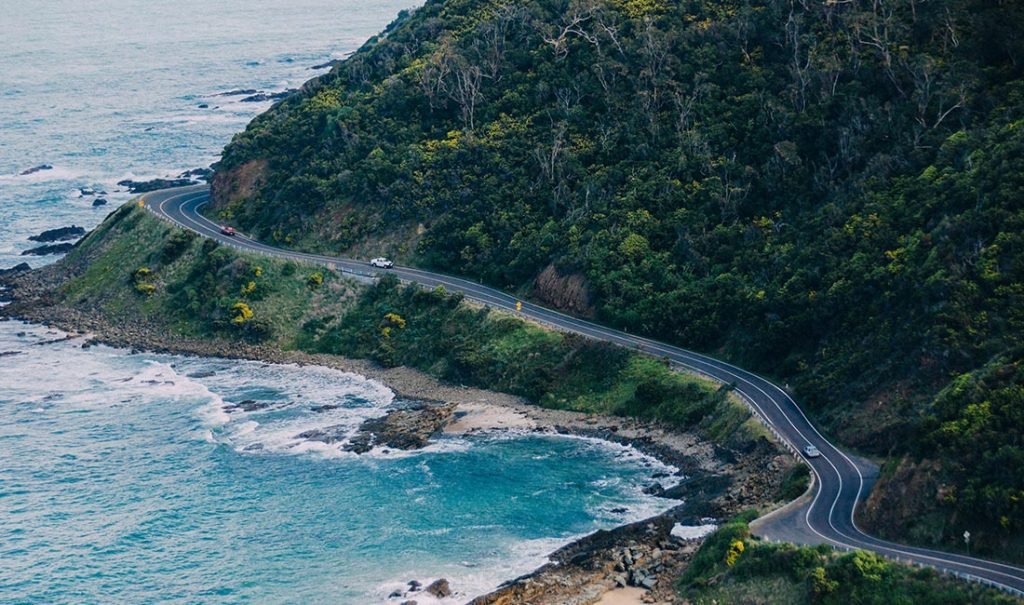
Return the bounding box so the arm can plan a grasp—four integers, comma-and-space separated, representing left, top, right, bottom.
145, 184, 1024, 596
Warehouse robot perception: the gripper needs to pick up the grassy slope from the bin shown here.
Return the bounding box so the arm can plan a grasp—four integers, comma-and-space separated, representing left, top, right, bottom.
59, 205, 356, 345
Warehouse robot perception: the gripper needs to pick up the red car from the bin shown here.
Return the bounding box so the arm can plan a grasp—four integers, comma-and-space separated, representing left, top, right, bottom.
220, 226, 236, 236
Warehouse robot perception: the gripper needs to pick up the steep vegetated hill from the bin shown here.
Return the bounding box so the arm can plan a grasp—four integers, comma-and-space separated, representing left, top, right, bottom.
211, 0, 1024, 559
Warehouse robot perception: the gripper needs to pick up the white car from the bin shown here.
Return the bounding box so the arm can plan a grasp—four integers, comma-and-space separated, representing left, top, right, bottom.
803, 444, 821, 458
369, 257, 394, 269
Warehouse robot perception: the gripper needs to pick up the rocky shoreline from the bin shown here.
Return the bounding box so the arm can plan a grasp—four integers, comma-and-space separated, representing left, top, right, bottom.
0, 265, 792, 604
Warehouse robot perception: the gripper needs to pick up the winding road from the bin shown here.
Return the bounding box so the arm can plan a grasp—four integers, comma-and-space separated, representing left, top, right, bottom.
144, 184, 1024, 596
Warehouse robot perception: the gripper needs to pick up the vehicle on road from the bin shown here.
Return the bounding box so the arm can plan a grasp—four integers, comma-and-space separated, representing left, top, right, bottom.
369, 257, 393, 269
803, 444, 821, 458
220, 226, 236, 236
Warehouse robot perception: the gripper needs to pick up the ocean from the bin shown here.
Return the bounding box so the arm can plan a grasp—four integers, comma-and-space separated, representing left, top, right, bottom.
0, 2, 680, 603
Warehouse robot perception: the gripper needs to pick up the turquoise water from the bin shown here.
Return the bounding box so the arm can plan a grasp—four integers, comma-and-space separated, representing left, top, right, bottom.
0, 323, 677, 603
0, 2, 682, 602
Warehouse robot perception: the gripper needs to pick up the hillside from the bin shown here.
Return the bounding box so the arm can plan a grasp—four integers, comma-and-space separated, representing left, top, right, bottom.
211, 0, 1024, 559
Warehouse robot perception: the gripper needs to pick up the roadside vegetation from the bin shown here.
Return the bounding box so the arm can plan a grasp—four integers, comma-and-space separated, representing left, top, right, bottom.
211, 0, 1024, 558
58, 206, 759, 451
304, 273, 759, 447
679, 513, 1019, 605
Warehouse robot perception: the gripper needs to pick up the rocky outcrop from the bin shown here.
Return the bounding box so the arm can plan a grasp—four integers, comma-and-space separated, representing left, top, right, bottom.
92, 198, 108, 207
858, 456, 949, 546
0, 262, 31, 276
22, 243, 74, 256
28, 226, 85, 243
531, 265, 595, 318
239, 89, 297, 103
310, 59, 343, 70
179, 167, 214, 182
469, 515, 696, 605
117, 178, 196, 193
345, 402, 457, 453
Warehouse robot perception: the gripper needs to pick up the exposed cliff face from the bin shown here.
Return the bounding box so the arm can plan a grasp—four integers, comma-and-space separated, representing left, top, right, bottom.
210, 158, 268, 215
531, 264, 594, 318
858, 459, 956, 551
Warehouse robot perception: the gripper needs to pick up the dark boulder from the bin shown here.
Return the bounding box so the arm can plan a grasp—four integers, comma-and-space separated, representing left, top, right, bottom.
29, 226, 85, 242
92, 198, 108, 207
424, 579, 452, 598
22, 243, 74, 256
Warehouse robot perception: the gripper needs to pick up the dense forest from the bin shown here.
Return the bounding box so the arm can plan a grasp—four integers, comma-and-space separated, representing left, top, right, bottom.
211, 0, 1024, 558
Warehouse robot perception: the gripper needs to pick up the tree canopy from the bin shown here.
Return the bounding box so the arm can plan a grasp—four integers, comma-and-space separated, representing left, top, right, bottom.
212, 0, 1024, 559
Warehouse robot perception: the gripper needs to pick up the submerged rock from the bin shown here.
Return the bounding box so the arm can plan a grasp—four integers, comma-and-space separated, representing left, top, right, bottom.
296, 425, 349, 444
92, 198, 108, 207
217, 88, 258, 97
19, 164, 52, 176
224, 399, 271, 412
28, 225, 85, 242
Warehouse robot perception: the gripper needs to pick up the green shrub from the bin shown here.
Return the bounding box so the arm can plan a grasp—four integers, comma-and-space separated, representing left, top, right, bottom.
778, 464, 811, 501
